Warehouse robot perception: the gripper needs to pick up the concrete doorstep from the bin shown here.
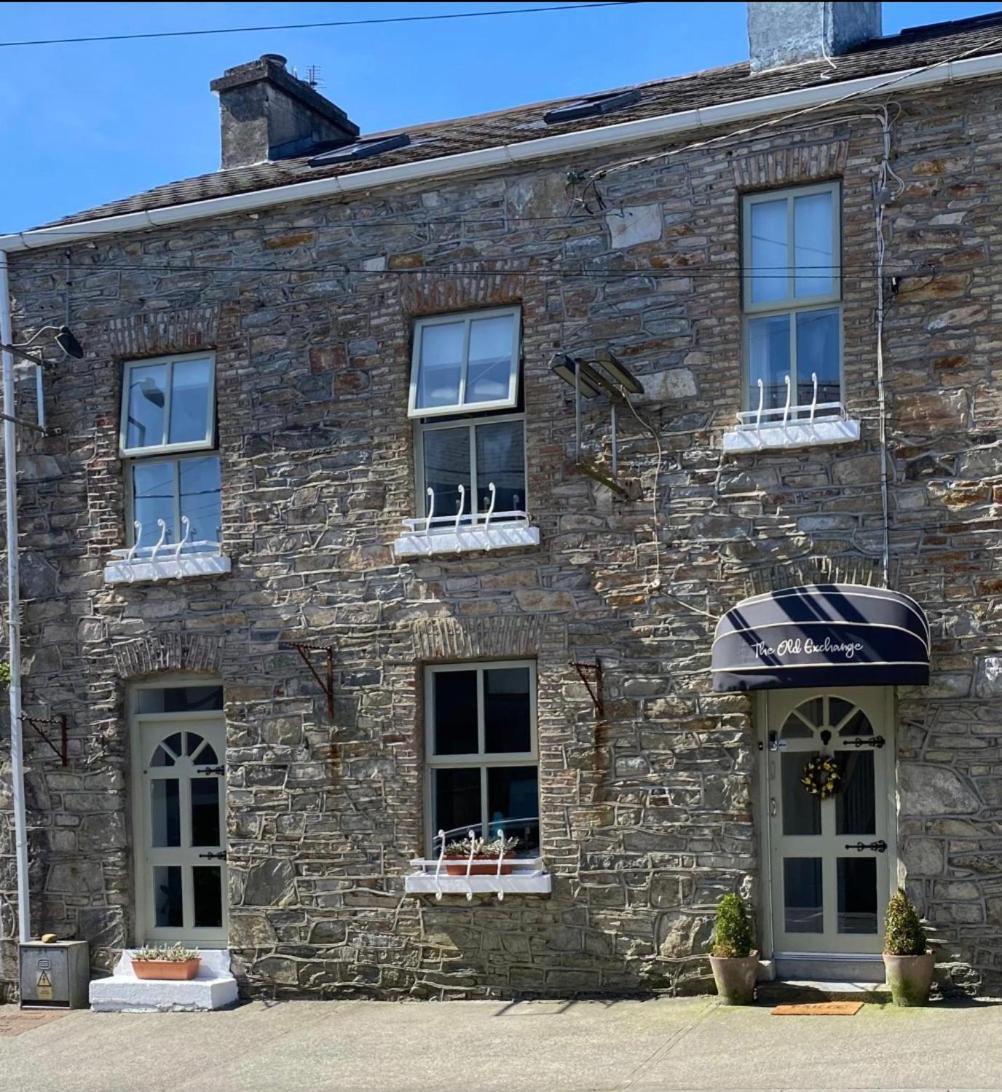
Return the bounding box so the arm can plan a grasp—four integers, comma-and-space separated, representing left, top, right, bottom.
88, 949, 238, 1013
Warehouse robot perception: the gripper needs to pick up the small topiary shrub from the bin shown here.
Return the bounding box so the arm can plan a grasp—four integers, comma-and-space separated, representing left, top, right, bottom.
711, 892, 754, 958
884, 888, 927, 956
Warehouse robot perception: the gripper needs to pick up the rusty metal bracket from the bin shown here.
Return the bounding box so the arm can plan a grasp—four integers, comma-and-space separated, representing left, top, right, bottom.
23, 714, 67, 765
571, 660, 604, 720
280, 642, 335, 719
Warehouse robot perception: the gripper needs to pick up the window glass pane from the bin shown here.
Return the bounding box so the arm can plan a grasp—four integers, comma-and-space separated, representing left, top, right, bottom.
794, 190, 835, 299
125, 363, 167, 449
180, 456, 222, 544
433, 671, 478, 755
781, 751, 821, 836
133, 460, 176, 547
151, 745, 174, 768
838, 710, 873, 738
749, 198, 788, 305
194, 743, 219, 766
466, 315, 516, 404
484, 667, 532, 753
487, 766, 539, 855
838, 856, 877, 934
191, 777, 221, 847
169, 358, 213, 445
137, 686, 224, 714
835, 751, 876, 836
829, 698, 855, 730
153, 865, 183, 928
795, 308, 840, 408
163, 733, 183, 757
476, 420, 525, 517
186, 732, 204, 756
151, 779, 181, 847
416, 321, 464, 409
783, 857, 823, 933
747, 313, 790, 411
433, 767, 481, 841
193, 866, 223, 929
780, 715, 813, 740
422, 428, 471, 521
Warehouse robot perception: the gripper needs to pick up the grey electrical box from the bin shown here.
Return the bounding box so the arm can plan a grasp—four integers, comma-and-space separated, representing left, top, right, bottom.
20, 941, 90, 1009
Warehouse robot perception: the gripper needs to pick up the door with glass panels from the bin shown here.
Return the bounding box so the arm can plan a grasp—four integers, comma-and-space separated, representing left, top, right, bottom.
765, 688, 891, 955
138, 716, 227, 944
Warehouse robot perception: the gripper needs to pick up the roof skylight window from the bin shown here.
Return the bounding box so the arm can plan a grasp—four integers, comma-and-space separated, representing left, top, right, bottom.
543, 89, 641, 125
309, 133, 411, 167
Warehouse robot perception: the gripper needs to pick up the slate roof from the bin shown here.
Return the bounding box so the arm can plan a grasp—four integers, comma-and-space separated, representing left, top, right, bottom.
44, 10, 1002, 229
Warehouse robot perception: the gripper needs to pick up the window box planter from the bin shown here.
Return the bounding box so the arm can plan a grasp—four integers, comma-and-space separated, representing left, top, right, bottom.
131, 958, 201, 981
444, 860, 516, 876
405, 858, 551, 900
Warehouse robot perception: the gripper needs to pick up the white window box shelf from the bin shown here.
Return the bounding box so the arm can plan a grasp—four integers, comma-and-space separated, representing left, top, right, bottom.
393, 514, 539, 559
105, 543, 231, 585
405, 858, 551, 900
723, 395, 860, 454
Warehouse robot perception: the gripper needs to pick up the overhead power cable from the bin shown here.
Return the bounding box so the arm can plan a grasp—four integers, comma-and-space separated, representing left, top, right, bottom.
0, 2, 646, 49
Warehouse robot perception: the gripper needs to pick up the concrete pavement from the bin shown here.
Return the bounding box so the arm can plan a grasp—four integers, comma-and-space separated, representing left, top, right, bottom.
2, 995, 1000, 1091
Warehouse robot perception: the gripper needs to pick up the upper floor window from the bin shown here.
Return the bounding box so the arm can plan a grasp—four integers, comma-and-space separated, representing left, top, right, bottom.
742, 182, 842, 418
408, 308, 521, 418
119, 354, 221, 550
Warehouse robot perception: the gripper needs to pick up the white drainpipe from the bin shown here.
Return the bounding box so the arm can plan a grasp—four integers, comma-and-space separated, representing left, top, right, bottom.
0, 250, 30, 943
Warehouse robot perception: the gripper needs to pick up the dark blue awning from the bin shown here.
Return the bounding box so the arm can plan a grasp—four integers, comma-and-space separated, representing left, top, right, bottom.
711, 583, 930, 692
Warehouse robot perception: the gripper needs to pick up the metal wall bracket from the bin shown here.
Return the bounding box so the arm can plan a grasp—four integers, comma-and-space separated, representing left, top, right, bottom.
24, 715, 67, 765
571, 660, 604, 720
280, 642, 335, 719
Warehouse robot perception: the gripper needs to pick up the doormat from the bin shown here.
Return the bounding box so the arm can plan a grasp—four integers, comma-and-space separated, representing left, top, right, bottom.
772, 1001, 864, 1016
0, 1008, 67, 1036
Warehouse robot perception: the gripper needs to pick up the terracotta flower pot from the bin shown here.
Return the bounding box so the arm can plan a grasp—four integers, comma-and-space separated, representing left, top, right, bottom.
444, 860, 516, 876
883, 951, 934, 1007
132, 958, 201, 981
709, 952, 759, 1005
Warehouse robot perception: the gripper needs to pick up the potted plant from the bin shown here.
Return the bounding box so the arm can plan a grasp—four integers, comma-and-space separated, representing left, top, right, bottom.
883, 888, 935, 1006
130, 943, 201, 981
442, 835, 519, 875
708, 893, 758, 1005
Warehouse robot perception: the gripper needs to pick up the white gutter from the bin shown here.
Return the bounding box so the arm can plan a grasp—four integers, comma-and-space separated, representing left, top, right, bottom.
2, 51, 1002, 254
0, 252, 30, 944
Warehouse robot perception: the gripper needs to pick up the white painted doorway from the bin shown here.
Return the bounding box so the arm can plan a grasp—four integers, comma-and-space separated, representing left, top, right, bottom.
760, 687, 895, 978
131, 683, 228, 946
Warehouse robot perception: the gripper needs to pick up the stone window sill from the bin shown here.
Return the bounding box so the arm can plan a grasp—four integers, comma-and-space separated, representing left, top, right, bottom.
392, 523, 540, 559
104, 548, 231, 585
405, 858, 551, 899
722, 417, 861, 454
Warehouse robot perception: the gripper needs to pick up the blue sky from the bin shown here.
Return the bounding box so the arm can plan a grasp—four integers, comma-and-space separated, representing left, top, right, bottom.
1, 1, 999, 231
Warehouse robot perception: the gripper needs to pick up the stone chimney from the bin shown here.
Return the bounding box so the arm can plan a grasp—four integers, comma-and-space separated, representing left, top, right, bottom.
748, 2, 882, 72
210, 54, 360, 168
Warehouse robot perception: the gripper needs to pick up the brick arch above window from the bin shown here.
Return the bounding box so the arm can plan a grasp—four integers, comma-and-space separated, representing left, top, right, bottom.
112, 634, 222, 679
107, 305, 219, 359
410, 616, 552, 662
730, 139, 849, 190
398, 271, 523, 319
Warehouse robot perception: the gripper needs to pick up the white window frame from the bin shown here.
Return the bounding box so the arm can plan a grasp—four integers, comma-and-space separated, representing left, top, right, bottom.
407, 307, 521, 419
741, 182, 843, 414
414, 410, 528, 527
119, 353, 217, 458
125, 451, 223, 549
424, 661, 538, 857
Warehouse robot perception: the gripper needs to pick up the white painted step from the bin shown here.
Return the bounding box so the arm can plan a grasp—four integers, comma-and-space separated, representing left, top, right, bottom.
90, 949, 238, 1013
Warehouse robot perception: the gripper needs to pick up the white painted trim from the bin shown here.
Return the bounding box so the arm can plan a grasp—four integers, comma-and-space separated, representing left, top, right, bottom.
5, 53, 1002, 253
119, 353, 216, 458
393, 523, 539, 558
104, 553, 231, 585
404, 871, 551, 896
722, 417, 860, 452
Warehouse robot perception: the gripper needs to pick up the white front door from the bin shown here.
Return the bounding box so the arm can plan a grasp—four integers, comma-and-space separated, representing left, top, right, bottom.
136, 715, 228, 945
764, 688, 893, 958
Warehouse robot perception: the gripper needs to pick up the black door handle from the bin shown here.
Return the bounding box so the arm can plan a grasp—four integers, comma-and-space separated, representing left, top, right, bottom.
197, 851, 227, 860
844, 840, 887, 853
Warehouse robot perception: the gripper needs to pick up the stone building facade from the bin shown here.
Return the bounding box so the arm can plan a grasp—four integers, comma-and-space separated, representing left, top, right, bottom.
1, 3, 1001, 1000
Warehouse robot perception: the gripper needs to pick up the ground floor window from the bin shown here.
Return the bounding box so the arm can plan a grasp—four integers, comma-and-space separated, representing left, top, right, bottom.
425, 661, 539, 856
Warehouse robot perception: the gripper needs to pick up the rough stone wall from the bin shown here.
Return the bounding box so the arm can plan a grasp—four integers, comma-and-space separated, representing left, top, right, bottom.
0, 77, 1000, 1000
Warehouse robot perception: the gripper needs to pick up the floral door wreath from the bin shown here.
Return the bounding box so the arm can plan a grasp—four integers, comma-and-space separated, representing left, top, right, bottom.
801, 754, 841, 799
